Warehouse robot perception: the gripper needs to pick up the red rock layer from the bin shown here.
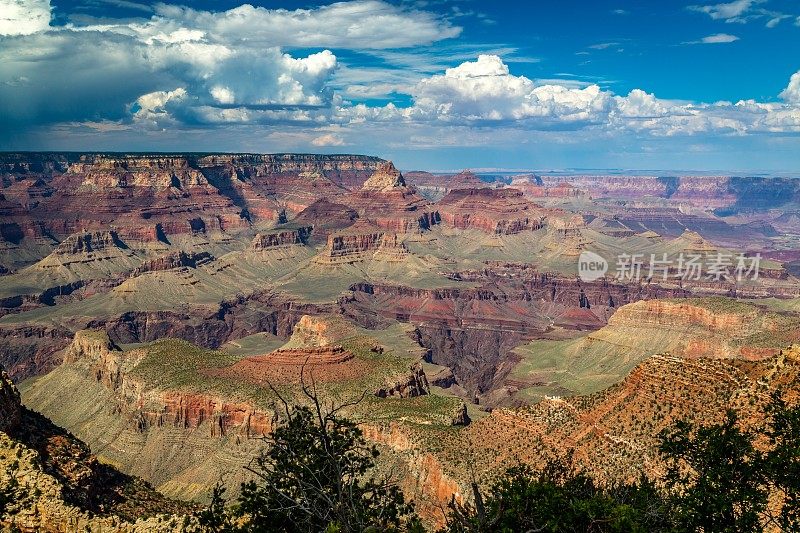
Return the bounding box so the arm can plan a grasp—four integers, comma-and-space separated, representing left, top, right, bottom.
437, 188, 546, 234
315, 222, 404, 263
292, 199, 359, 239
252, 346, 353, 365
0, 153, 388, 245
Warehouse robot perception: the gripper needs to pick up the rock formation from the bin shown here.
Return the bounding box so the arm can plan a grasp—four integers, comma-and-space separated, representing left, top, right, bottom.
130, 251, 214, 275
449, 402, 471, 426
374, 364, 430, 398
250, 227, 312, 250
342, 162, 440, 233
437, 188, 546, 234
53, 230, 128, 255
0, 366, 21, 433
314, 221, 397, 263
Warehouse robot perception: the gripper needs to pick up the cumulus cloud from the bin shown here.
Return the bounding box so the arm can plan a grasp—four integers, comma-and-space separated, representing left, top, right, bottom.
0, 0, 51, 36
780, 71, 800, 105
148, 1, 460, 50
407, 55, 612, 125
336, 56, 800, 139
0, 0, 458, 130
311, 133, 346, 146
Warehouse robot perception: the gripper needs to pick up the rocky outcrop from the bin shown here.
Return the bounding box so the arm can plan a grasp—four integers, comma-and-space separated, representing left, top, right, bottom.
372, 233, 410, 262
450, 402, 471, 426
437, 188, 546, 234
0, 365, 21, 433
315, 223, 388, 263
284, 314, 351, 348
130, 251, 214, 276
374, 364, 430, 398
53, 230, 128, 255
361, 161, 406, 191
250, 227, 312, 250
342, 162, 440, 233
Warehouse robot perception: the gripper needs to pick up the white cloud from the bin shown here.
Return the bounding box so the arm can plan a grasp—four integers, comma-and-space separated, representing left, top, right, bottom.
588, 42, 620, 50
689, 33, 740, 44
0, 0, 51, 35
780, 71, 800, 105
407, 55, 612, 125
338, 56, 800, 139
0, 0, 458, 130
131, 87, 187, 126
210, 86, 235, 105
689, 0, 763, 21
765, 15, 789, 28
613, 89, 673, 118
151, 1, 460, 50
311, 133, 346, 146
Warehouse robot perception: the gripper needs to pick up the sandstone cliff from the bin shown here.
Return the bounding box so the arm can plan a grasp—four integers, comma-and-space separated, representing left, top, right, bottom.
250, 226, 312, 250
0, 362, 194, 532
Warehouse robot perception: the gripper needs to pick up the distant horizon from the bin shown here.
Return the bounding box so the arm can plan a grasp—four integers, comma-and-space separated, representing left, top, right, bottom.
1, 150, 797, 176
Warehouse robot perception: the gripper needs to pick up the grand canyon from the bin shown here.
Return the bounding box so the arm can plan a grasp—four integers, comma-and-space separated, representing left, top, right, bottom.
3, 0, 800, 530
0, 151, 799, 530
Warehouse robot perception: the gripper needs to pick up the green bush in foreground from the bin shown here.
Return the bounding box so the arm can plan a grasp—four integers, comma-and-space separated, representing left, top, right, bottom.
196, 390, 800, 532
195, 383, 420, 533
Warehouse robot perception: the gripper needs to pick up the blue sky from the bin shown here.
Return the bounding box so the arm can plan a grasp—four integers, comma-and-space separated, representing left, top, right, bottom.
1, 0, 800, 171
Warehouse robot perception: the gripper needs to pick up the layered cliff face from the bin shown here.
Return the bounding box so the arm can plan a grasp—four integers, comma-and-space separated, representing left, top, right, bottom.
0, 362, 194, 532
315, 222, 402, 263
41, 155, 249, 242
509, 297, 800, 402
536, 174, 800, 213
250, 227, 312, 250
342, 162, 440, 233
52, 230, 128, 255
130, 251, 214, 276
68, 156, 209, 189
0, 153, 387, 251
195, 153, 385, 189
437, 188, 546, 234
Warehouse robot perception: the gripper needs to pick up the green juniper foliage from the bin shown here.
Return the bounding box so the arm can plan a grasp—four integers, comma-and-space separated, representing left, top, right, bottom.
195, 379, 418, 532
196, 390, 800, 532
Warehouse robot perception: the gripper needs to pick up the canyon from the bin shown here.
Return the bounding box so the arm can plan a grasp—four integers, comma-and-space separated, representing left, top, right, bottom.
2, 152, 800, 530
